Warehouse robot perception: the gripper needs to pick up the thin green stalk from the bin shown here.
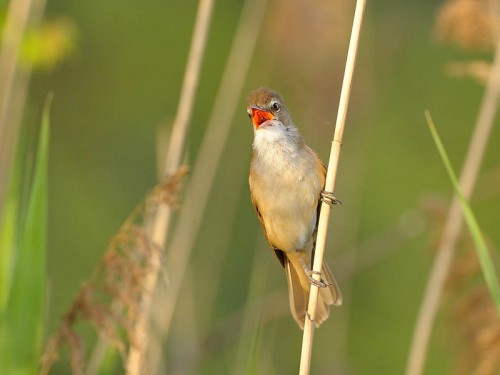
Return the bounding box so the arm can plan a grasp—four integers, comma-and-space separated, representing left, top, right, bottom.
425, 111, 500, 312
406, 36, 500, 375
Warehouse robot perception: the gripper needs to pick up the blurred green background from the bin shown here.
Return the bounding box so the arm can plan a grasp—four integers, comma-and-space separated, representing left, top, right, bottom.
12, 0, 500, 373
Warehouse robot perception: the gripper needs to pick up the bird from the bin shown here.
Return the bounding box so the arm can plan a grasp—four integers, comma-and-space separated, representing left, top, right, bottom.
247, 87, 342, 329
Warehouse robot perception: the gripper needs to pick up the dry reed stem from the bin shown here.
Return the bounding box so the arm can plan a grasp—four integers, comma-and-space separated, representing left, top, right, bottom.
124, 1, 214, 374
405, 33, 500, 375
299, 0, 366, 373
39, 168, 188, 375
193, 1, 268, 326
40, 170, 183, 374
0, 0, 45, 216
147, 0, 269, 368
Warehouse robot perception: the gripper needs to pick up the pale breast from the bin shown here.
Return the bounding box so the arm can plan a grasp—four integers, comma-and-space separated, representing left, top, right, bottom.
250, 138, 323, 252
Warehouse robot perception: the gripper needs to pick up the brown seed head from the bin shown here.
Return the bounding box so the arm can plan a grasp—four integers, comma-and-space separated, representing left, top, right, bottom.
435, 0, 495, 51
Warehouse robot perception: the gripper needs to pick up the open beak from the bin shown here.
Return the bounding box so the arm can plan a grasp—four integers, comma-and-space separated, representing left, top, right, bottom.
250, 106, 274, 128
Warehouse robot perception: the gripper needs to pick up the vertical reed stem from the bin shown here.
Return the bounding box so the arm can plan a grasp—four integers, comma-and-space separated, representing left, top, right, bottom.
299, 0, 366, 373
125, 0, 214, 373
405, 33, 500, 375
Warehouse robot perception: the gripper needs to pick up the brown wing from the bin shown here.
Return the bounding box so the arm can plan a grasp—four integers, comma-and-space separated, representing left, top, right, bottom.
319, 161, 327, 190
311, 162, 327, 265
250, 192, 286, 268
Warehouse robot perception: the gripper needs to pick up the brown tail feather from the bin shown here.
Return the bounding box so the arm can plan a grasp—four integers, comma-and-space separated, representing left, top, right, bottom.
284, 252, 342, 329
284, 258, 308, 329
321, 260, 343, 306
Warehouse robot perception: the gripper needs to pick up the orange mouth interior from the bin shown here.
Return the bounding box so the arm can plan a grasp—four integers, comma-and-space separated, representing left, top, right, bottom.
251, 108, 274, 128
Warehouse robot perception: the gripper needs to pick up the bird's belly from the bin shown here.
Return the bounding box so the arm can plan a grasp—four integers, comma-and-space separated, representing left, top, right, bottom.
250, 141, 324, 252
259, 178, 319, 252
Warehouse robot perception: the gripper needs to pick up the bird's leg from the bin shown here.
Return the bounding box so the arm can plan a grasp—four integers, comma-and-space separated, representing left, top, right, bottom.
297, 251, 332, 288
320, 190, 342, 206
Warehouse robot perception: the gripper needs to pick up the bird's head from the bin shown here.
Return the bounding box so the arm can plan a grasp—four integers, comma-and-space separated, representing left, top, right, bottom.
246, 87, 293, 131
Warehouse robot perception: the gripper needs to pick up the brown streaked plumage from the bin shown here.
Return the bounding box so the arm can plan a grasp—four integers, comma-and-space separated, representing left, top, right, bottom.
247, 87, 342, 329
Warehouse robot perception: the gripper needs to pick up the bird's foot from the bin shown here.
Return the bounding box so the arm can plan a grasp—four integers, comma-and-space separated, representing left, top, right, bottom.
320, 190, 341, 207
305, 270, 332, 288
297, 252, 332, 288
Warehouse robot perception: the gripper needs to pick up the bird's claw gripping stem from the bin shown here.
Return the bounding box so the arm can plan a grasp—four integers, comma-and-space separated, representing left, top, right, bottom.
297, 251, 332, 288
320, 190, 341, 207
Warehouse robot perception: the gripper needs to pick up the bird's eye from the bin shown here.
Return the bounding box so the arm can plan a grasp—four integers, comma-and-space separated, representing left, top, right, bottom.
271, 102, 280, 112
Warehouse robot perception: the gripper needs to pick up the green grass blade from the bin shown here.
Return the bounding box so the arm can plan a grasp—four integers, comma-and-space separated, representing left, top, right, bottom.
0, 98, 51, 374
0, 181, 19, 312
425, 111, 500, 314
0, 113, 28, 313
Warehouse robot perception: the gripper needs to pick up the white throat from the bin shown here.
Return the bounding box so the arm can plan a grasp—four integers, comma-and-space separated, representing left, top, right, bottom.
252, 120, 301, 156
